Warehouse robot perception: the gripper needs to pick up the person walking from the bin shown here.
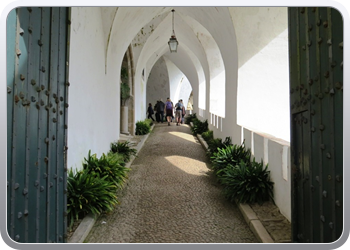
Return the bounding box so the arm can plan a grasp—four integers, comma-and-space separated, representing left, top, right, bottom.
180, 99, 186, 124
147, 103, 155, 121
174, 99, 183, 126
154, 100, 160, 122
170, 98, 174, 123
157, 99, 165, 123
165, 98, 173, 126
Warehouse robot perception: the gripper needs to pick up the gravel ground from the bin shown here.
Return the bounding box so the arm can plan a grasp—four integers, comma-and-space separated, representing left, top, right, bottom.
84, 123, 258, 243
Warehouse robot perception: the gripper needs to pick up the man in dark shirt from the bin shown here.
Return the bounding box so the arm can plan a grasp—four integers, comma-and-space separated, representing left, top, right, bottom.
154, 101, 159, 122
157, 98, 165, 123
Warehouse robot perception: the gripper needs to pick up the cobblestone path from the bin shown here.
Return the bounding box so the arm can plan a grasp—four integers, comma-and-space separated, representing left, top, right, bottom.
85, 123, 258, 243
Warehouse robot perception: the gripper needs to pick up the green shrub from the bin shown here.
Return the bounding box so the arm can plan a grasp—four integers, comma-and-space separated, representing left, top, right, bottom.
83, 150, 130, 189
185, 113, 197, 124
206, 138, 223, 157
145, 118, 154, 127
191, 118, 208, 135
67, 168, 118, 229
135, 120, 151, 135
222, 136, 233, 147
217, 159, 274, 204
210, 142, 251, 174
201, 130, 213, 142
110, 141, 137, 162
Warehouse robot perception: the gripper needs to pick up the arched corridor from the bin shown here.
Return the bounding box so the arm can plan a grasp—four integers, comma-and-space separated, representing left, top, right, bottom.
5, 6, 343, 244
84, 123, 258, 243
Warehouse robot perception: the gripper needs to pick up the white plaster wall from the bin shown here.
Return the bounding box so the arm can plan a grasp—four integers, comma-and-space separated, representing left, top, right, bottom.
164, 58, 184, 103
106, 7, 171, 125
68, 7, 119, 170
179, 13, 225, 117
237, 29, 290, 141
146, 57, 170, 107
243, 128, 252, 149
253, 133, 265, 163
177, 77, 192, 109
268, 139, 291, 221
131, 12, 168, 68
184, 7, 240, 144
230, 7, 290, 142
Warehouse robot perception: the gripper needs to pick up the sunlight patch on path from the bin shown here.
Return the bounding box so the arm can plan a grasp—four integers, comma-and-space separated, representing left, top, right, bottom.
168, 131, 197, 143
165, 156, 208, 176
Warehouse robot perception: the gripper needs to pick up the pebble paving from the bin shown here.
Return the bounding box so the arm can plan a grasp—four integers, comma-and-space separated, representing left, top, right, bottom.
85, 123, 258, 243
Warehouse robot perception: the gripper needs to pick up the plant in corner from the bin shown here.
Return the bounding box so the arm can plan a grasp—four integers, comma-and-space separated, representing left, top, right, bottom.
206, 136, 233, 157
145, 118, 154, 127
201, 130, 213, 142
120, 67, 130, 106
110, 141, 137, 162
82, 150, 131, 189
66, 168, 119, 229
190, 118, 208, 135
210, 141, 251, 174
217, 159, 274, 204
185, 113, 197, 125
135, 120, 151, 135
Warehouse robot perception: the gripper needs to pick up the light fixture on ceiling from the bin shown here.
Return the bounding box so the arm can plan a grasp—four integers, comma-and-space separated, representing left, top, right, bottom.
168, 9, 179, 53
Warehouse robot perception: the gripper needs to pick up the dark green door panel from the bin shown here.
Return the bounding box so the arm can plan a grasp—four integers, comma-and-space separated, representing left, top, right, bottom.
7, 7, 69, 243
289, 7, 343, 243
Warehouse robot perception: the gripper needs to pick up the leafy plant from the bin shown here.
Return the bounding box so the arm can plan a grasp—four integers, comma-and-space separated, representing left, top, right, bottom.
110, 141, 137, 162
82, 150, 130, 189
185, 113, 197, 124
223, 136, 233, 147
135, 120, 151, 135
67, 168, 119, 229
206, 138, 223, 157
145, 118, 154, 127
210, 142, 251, 174
217, 159, 274, 204
120, 67, 130, 106
201, 130, 213, 142
191, 118, 208, 135
206, 136, 233, 157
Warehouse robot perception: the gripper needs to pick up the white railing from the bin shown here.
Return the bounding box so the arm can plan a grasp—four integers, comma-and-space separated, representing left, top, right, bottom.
204, 113, 291, 221
209, 112, 223, 132
241, 126, 291, 221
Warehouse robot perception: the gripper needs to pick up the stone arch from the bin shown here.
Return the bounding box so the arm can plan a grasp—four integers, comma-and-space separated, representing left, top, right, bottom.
105, 7, 239, 141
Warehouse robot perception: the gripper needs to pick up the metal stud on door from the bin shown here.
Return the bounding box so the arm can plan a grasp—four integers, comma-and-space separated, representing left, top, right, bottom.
7, 7, 69, 243
289, 7, 343, 243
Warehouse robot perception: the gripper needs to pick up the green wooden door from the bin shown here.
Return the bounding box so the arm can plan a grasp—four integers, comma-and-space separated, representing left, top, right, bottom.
7, 7, 70, 243
288, 7, 343, 243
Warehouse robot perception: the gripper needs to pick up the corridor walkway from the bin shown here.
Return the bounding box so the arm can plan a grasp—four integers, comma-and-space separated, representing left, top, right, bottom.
84, 123, 258, 243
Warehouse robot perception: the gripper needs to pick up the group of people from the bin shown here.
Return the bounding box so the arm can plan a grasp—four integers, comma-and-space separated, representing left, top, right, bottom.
147, 98, 186, 126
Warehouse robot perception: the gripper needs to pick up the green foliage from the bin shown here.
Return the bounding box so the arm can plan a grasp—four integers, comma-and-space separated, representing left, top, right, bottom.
217, 159, 274, 204
206, 136, 233, 157
222, 136, 233, 147
201, 130, 213, 142
185, 113, 197, 124
144, 118, 154, 127
135, 120, 151, 135
121, 82, 130, 102
67, 142, 137, 229
206, 138, 223, 157
110, 141, 137, 162
83, 150, 130, 189
67, 168, 119, 229
121, 67, 128, 79
120, 67, 130, 105
210, 141, 251, 175
190, 118, 208, 135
